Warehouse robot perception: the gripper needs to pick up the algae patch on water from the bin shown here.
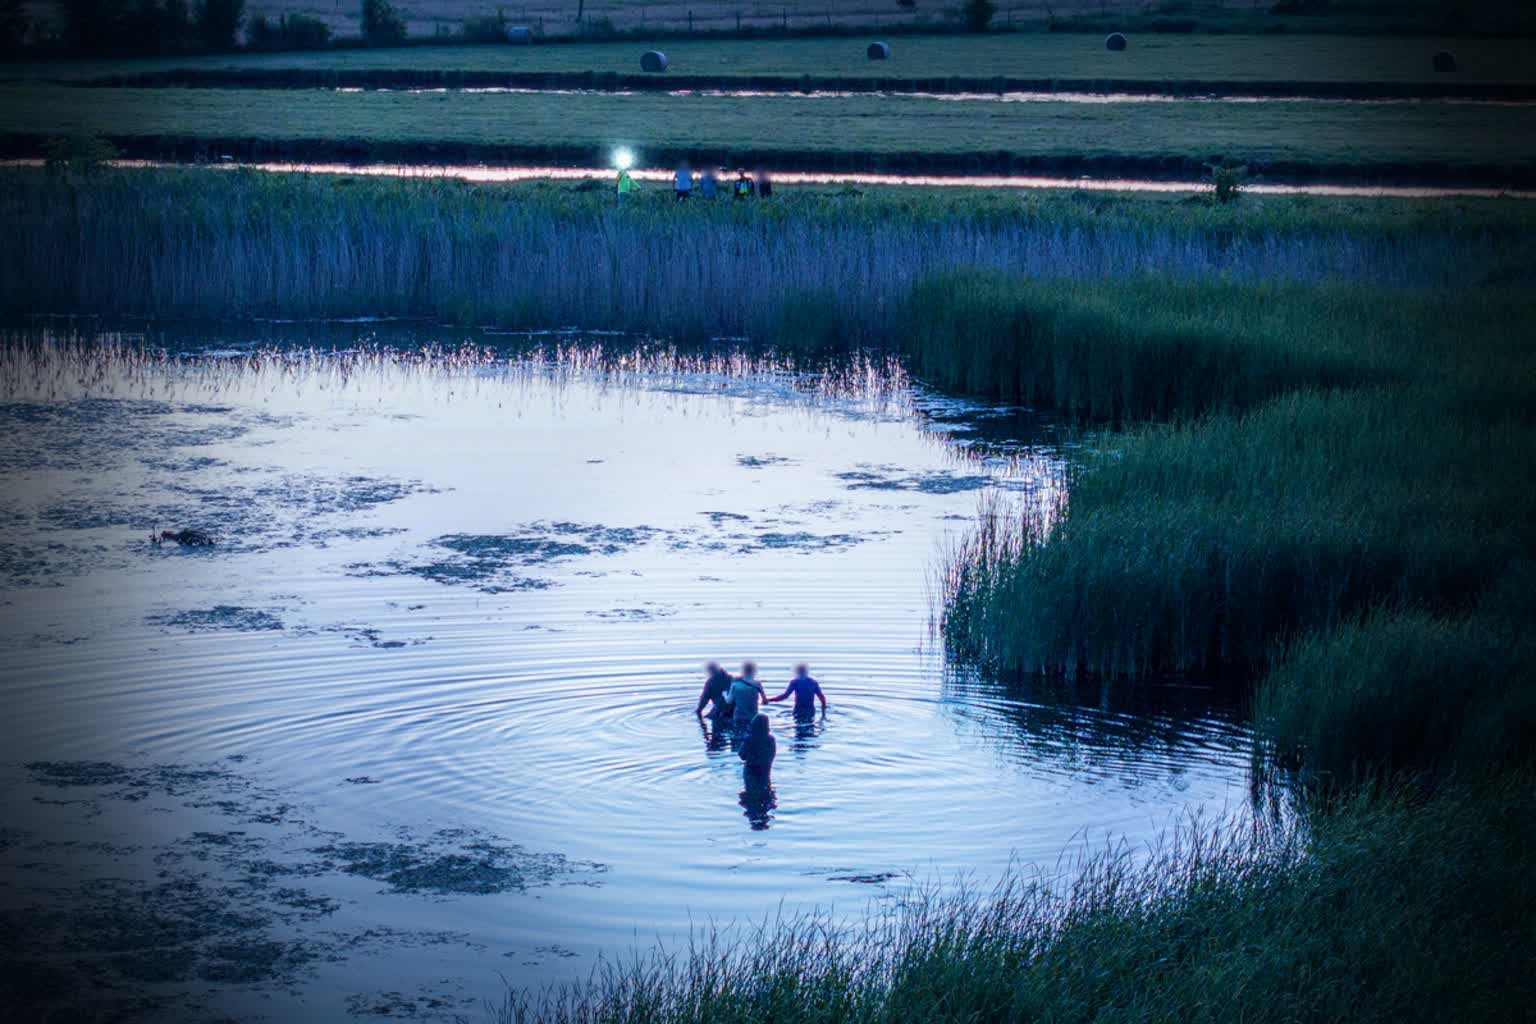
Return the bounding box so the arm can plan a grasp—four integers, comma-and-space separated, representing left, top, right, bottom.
348, 521, 664, 593
835, 463, 994, 495
310, 828, 604, 895
2, 758, 606, 1020
147, 605, 286, 632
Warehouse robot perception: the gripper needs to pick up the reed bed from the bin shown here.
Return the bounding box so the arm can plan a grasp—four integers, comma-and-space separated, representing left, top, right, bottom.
495, 776, 1535, 1024
903, 270, 1378, 419
2, 168, 1529, 338
940, 374, 1536, 678
932, 268, 1535, 783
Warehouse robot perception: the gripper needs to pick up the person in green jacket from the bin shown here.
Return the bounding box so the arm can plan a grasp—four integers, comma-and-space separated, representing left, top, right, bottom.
616, 167, 636, 198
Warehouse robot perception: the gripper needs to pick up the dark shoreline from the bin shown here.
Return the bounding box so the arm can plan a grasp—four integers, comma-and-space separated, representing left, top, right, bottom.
5, 133, 1532, 189
48, 67, 1536, 102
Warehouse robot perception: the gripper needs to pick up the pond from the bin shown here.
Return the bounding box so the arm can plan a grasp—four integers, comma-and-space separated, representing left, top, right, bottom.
0, 324, 1256, 1022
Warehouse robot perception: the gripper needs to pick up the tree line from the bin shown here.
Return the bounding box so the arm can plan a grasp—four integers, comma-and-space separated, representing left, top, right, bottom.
0, 0, 417, 58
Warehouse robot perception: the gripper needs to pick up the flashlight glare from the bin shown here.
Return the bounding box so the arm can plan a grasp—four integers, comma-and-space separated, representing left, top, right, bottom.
613, 148, 635, 170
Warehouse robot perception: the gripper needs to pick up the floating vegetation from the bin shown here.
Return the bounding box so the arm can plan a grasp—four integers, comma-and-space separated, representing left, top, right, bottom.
587, 605, 678, 621
350, 522, 662, 594
2, 759, 605, 1020
835, 464, 993, 494
736, 454, 797, 468
743, 531, 868, 554
310, 828, 602, 896
148, 605, 285, 633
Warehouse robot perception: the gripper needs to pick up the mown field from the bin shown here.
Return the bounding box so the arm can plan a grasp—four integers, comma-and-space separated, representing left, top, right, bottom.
11, 33, 1532, 88
3, 82, 1530, 182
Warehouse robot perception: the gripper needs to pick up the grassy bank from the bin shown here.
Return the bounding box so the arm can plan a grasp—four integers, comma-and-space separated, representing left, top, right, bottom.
932, 274, 1535, 645
929, 269, 1535, 780
15, 34, 1534, 87
2, 83, 1532, 184
3, 168, 1530, 334
494, 776, 1535, 1024
911, 264, 1534, 1020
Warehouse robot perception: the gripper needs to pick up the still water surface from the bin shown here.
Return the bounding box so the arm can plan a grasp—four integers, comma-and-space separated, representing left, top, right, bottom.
0, 327, 1254, 1021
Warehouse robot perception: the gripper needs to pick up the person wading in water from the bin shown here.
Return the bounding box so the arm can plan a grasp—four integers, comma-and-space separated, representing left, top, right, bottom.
767, 663, 826, 716
728, 662, 768, 733
694, 661, 734, 719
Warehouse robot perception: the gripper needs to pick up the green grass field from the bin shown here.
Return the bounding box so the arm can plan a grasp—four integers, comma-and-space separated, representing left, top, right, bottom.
4, 83, 1530, 180
12, 34, 1534, 87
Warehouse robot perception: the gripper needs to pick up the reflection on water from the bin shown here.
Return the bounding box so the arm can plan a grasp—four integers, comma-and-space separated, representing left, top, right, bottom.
0, 323, 1255, 1022
356, 84, 1535, 108
740, 783, 778, 831
62, 158, 1534, 198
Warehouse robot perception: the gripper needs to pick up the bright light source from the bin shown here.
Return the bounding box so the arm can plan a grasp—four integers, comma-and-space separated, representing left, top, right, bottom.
613, 148, 635, 170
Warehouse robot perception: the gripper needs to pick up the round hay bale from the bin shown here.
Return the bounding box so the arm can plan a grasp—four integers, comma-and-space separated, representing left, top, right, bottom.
867, 41, 891, 60
1432, 50, 1457, 73
507, 25, 532, 44
1105, 32, 1128, 51
640, 50, 669, 73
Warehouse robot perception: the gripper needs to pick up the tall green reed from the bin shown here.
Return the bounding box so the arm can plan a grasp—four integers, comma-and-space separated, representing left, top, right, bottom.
2, 168, 1528, 337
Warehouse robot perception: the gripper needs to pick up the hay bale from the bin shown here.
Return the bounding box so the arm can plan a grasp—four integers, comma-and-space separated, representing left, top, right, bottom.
1105, 32, 1128, 51
507, 25, 532, 43
1433, 50, 1457, 73
640, 50, 669, 72
867, 41, 891, 60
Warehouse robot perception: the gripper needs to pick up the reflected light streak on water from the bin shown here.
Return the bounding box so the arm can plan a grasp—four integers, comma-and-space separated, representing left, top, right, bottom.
337, 85, 1535, 108
46, 159, 1531, 198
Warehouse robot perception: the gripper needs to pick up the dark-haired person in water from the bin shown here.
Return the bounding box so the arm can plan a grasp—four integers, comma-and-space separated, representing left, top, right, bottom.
767, 663, 826, 716
694, 661, 735, 719
738, 712, 776, 787
729, 662, 768, 732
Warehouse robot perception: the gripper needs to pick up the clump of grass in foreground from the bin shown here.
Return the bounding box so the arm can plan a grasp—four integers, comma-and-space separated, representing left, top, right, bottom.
496, 778, 1535, 1024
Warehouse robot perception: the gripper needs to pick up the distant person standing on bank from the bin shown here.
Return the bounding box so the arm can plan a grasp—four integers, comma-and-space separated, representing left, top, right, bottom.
729, 662, 768, 730
616, 166, 636, 199
768, 663, 826, 715
699, 167, 718, 199
673, 160, 693, 202
733, 169, 755, 200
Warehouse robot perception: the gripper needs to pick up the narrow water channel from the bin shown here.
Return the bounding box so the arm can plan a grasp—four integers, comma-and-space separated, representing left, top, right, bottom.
87, 158, 1536, 198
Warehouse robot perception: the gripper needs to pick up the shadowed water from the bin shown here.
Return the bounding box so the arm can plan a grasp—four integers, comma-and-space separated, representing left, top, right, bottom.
0, 325, 1256, 1022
